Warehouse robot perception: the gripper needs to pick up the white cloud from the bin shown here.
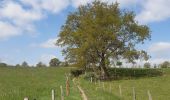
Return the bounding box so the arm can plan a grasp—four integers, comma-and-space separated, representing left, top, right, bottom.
147, 42, 170, 64
0, 0, 70, 39
71, 0, 137, 8
0, 2, 43, 23
30, 38, 58, 48
71, 0, 92, 7
39, 54, 56, 65
136, 0, 170, 24
148, 42, 170, 54
20, 0, 70, 14
40, 38, 58, 48
148, 58, 170, 65
0, 21, 21, 39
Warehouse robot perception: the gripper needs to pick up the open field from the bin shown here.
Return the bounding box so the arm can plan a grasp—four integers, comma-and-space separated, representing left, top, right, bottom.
0, 67, 81, 100
0, 67, 170, 100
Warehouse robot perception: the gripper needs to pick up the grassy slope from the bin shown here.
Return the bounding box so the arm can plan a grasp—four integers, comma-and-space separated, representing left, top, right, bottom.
79, 69, 170, 100
0, 67, 81, 100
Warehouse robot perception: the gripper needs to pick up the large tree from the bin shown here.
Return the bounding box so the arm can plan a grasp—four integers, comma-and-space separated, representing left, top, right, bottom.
57, 1, 151, 78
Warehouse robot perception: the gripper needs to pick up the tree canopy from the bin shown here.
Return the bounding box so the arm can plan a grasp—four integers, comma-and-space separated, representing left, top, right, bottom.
22, 61, 29, 67
49, 58, 61, 67
57, 1, 151, 77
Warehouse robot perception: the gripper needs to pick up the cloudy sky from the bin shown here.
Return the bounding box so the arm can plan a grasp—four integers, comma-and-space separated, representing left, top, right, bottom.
0, 0, 170, 65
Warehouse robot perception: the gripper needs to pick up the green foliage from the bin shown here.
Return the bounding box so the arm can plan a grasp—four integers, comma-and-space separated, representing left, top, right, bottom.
57, 1, 151, 77
21, 61, 29, 67
0, 63, 7, 67
107, 68, 163, 80
36, 62, 46, 67
160, 61, 170, 68
49, 58, 61, 67
70, 69, 84, 77
144, 62, 151, 68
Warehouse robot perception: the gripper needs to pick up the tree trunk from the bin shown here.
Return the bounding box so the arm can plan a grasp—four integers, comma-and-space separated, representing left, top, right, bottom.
100, 53, 109, 80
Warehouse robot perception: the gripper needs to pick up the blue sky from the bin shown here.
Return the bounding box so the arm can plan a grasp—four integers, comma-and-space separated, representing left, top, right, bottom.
0, 0, 170, 65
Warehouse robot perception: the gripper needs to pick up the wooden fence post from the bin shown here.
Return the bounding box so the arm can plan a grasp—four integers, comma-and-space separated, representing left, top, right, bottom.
133, 87, 136, 100
24, 97, 29, 100
147, 90, 152, 100
52, 89, 55, 100
119, 85, 122, 97
60, 85, 64, 100
66, 75, 70, 96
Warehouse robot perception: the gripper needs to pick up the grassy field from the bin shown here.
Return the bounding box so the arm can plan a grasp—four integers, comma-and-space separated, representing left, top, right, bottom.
79, 69, 170, 100
0, 67, 170, 100
0, 67, 81, 100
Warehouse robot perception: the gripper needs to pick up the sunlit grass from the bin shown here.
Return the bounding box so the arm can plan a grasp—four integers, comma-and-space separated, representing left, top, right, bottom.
0, 67, 81, 100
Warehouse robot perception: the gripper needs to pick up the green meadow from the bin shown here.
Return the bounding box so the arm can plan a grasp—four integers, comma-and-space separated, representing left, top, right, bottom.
0, 67, 170, 100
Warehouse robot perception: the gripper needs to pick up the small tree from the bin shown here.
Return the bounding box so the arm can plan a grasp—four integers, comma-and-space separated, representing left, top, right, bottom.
144, 62, 151, 68
49, 58, 61, 67
22, 61, 29, 67
36, 62, 46, 67
161, 61, 170, 68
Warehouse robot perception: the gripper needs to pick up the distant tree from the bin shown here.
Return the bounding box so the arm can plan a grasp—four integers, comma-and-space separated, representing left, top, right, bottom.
116, 61, 122, 68
21, 61, 29, 67
57, 1, 151, 78
49, 58, 61, 67
0, 63, 7, 67
160, 61, 170, 68
144, 62, 151, 68
154, 64, 157, 68
15, 64, 20, 67
36, 62, 46, 67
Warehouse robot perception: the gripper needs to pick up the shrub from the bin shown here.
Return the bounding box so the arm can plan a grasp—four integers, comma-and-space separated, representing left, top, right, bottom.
70, 69, 84, 77
107, 68, 163, 80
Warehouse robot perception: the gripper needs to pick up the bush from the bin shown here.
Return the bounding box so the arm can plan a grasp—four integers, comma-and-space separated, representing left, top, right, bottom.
70, 69, 84, 77
107, 68, 163, 80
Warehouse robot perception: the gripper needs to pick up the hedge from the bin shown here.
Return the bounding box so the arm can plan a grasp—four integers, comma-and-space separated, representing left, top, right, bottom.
70, 68, 163, 80
108, 68, 163, 80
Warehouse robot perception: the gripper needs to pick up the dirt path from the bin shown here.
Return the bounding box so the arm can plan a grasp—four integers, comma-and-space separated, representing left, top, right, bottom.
72, 78, 88, 100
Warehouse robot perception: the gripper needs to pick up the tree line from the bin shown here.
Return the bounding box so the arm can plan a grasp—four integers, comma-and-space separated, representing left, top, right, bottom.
0, 58, 69, 67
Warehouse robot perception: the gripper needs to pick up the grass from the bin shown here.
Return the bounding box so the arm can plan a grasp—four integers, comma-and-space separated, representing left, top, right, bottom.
0, 67, 81, 100
0, 66, 170, 100
79, 69, 170, 100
